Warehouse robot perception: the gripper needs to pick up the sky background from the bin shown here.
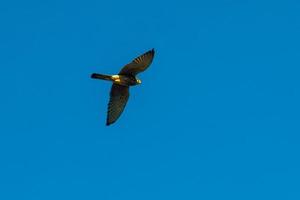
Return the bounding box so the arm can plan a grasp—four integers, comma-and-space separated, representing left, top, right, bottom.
0, 0, 300, 199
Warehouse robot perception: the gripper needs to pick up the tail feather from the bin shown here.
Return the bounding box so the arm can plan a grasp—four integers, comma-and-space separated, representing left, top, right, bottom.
91, 73, 112, 81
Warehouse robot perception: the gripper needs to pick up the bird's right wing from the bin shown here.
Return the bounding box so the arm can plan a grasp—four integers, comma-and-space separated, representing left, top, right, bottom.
106, 84, 130, 126
118, 49, 155, 76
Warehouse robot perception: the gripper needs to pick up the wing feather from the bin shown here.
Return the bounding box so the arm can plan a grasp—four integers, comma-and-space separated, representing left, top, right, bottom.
119, 49, 155, 76
106, 84, 129, 125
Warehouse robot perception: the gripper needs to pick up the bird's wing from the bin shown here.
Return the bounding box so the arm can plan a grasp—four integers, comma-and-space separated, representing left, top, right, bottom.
118, 49, 155, 76
106, 84, 130, 125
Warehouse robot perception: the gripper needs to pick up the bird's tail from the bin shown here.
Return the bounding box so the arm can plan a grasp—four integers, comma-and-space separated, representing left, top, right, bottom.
91, 73, 113, 81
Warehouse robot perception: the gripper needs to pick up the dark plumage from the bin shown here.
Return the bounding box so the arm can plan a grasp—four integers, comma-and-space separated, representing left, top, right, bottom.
91, 49, 155, 125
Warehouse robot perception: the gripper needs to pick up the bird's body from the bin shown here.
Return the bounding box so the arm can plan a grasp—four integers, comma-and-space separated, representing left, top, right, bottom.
91, 74, 141, 86
91, 49, 155, 126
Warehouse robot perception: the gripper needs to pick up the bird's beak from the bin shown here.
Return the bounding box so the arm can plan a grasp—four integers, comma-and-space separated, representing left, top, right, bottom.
137, 79, 142, 84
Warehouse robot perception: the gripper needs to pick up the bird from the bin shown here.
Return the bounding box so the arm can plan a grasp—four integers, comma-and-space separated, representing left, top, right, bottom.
91, 49, 155, 126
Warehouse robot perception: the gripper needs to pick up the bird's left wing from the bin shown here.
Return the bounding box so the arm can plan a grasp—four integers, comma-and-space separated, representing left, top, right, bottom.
106, 84, 130, 126
119, 49, 155, 76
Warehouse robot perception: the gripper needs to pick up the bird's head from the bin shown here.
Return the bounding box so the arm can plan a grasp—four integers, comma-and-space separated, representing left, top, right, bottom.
136, 79, 142, 84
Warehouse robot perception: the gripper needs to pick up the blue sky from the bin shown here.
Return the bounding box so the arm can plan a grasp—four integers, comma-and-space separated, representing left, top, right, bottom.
0, 0, 300, 199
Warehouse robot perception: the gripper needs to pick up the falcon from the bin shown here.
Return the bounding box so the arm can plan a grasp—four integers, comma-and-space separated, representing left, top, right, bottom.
91, 49, 155, 126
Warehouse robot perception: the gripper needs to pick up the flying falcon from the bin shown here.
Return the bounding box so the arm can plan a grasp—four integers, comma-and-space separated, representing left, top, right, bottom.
91, 49, 155, 126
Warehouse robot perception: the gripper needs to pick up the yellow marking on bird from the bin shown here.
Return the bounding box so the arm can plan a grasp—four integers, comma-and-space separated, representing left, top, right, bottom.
111, 75, 121, 82
137, 79, 142, 84
111, 75, 120, 79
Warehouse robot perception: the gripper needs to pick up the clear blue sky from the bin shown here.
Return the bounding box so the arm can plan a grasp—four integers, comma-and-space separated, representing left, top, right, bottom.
0, 0, 300, 199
